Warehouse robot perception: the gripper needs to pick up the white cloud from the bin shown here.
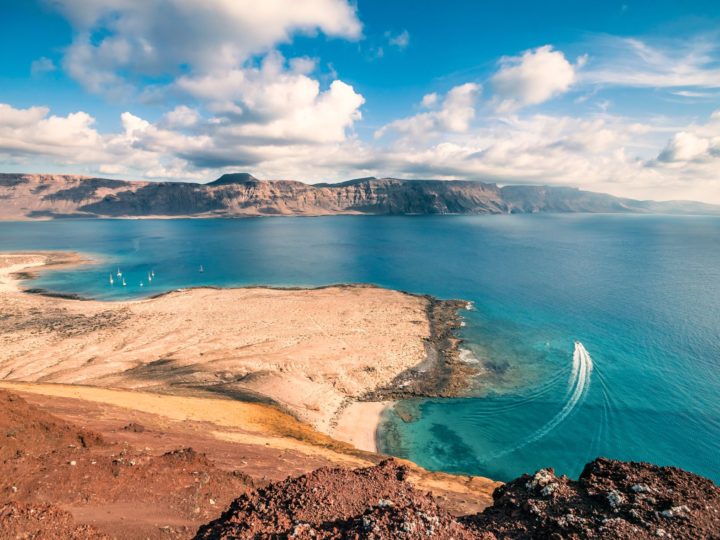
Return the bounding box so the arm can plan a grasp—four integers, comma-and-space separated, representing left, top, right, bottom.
49, 0, 361, 93
289, 57, 317, 75
30, 57, 56, 76
388, 30, 410, 49
658, 131, 711, 162
421, 93, 438, 108
0, 104, 102, 159
161, 106, 201, 129
6, 21, 720, 204
656, 111, 720, 164
491, 46, 579, 112
375, 83, 481, 139
176, 52, 364, 145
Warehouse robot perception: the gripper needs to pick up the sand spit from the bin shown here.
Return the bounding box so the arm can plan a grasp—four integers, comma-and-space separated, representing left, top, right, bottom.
0, 252, 474, 438
0, 251, 88, 292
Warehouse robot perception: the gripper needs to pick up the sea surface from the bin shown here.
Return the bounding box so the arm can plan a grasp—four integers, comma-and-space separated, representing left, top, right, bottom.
1, 215, 719, 483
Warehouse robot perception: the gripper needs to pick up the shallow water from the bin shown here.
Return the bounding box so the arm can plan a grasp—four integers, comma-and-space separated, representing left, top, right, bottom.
1, 214, 718, 482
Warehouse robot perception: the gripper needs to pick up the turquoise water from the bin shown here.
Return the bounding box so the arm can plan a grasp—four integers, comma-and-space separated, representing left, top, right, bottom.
1, 215, 718, 483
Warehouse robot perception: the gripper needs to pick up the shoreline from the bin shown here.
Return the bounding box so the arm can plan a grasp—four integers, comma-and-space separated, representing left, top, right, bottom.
0, 251, 471, 454
330, 401, 393, 453
0, 251, 88, 293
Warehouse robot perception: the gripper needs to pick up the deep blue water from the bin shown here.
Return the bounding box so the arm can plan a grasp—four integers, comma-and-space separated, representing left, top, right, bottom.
1, 215, 719, 483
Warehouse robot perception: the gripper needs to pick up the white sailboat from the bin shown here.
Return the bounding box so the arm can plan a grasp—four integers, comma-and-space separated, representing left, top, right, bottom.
116, 268, 122, 278
140, 281, 144, 287
147, 272, 153, 282
122, 278, 127, 287
109, 274, 114, 285
199, 265, 204, 273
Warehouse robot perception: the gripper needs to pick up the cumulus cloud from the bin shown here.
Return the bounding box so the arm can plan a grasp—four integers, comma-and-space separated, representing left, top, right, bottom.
161, 106, 201, 130
0, 104, 101, 159
175, 52, 364, 146
658, 132, 711, 162
49, 0, 361, 93
43, 0, 366, 164
656, 111, 720, 164
6, 13, 720, 204
491, 46, 580, 111
375, 83, 481, 139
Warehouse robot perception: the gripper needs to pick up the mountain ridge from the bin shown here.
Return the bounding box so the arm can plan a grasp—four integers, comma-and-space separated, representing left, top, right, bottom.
1, 172, 718, 219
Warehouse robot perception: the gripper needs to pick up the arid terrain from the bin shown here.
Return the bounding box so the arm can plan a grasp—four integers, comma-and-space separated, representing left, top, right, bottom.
0, 386, 501, 539
0, 251, 471, 440
2, 388, 717, 539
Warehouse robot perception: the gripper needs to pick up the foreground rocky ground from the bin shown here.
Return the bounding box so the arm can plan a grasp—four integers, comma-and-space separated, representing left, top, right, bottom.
196, 459, 720, 539
2, 389, 717, 539
0, 386, 498, 538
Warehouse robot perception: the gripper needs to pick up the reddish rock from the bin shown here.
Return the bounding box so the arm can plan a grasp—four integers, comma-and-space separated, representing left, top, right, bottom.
0, 502, 108, 539
466, 458, 720, 539
196, 458, 720, 539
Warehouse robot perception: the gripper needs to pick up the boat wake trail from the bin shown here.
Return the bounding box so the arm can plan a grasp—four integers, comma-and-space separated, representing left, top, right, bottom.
481, 341, 593, 461
529, 341, 593, 444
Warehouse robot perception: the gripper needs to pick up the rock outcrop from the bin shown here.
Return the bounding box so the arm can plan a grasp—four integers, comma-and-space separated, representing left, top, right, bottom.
466, 458, 720, 539
196, 459, 720, 539
2, 173, 718, 219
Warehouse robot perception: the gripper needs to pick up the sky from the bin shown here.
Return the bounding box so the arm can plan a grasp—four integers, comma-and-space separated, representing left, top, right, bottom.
1, 1, 720, 202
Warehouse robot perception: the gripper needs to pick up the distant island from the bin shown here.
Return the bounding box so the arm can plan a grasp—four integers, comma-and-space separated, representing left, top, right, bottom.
1, 172, 719, 220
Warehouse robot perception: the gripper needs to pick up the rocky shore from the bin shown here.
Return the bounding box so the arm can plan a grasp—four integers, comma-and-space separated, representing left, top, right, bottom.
364, 296, 481, 402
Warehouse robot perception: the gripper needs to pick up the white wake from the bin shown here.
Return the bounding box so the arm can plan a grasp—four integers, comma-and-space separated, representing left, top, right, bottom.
526, 341, 593, 445
481, 341, 593, 461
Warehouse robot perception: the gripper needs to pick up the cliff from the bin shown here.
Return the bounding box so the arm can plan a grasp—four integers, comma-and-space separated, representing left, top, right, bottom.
1, 173, 718, 219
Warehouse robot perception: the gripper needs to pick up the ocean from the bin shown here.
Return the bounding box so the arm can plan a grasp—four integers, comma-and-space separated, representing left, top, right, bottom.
1, 214, 718, 483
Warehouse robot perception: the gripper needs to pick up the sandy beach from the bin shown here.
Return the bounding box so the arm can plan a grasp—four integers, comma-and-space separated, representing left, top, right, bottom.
331, 401, 393, 452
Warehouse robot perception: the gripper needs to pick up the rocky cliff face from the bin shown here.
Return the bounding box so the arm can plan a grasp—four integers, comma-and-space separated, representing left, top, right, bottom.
1, 173, 718, 219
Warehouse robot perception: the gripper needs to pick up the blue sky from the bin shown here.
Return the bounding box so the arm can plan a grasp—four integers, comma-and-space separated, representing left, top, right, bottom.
1, 0, 720, 201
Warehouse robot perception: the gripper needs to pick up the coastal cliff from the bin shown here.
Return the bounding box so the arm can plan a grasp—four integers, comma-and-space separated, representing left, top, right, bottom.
1, 172, 718, 219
